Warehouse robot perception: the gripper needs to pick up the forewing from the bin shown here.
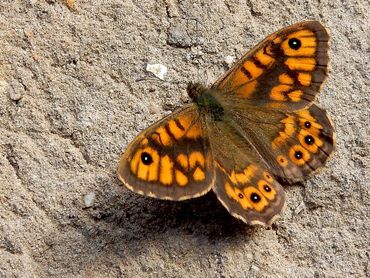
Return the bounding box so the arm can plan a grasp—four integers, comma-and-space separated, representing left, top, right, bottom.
118, 105, 215, 200
212, 21, 329, 111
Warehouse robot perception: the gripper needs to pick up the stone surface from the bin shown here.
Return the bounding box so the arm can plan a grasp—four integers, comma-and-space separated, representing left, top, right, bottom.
0, 0, 369, 277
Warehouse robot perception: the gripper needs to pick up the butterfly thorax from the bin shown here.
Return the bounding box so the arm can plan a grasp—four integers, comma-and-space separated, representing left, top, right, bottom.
187, 82, 224, 121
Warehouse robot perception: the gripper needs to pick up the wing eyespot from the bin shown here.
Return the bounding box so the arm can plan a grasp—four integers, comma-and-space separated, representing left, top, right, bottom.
304, 135, 315, 145
289, 145, 311, 166
263, 171, 274, 182
288, 38, 302, 50
294, 150, 303, 159
141, 152, 153, 165
277, 155, 289, 167
250, 192, 261, 203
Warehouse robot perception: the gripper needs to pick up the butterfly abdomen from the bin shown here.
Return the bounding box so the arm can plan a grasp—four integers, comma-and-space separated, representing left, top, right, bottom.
187, 82, 224, 121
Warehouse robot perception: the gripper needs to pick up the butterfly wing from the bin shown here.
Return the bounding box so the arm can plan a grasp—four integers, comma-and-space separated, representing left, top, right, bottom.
212, 21, 329, 111
210, 21, 334, 182
206, 117, 285, 225
118, 105, 215, 200
218, 103, 335, 182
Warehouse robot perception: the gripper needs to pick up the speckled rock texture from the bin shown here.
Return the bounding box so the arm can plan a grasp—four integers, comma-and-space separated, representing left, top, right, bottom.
0, 1, 369, 277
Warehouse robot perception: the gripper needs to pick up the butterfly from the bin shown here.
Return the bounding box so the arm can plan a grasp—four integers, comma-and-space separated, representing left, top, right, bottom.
117, 21, 335, 226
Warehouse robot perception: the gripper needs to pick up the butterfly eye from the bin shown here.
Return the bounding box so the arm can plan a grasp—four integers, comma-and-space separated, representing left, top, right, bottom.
250, 193, 261, 203
141, 152, 153, 165
304, 135, 315, 145
304, 121, 311, 128
288, 38, 301, 50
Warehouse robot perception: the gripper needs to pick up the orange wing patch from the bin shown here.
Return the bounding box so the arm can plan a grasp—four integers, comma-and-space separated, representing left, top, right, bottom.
265, 27, 323, 105
279, 73, 294, 85
281, 29, 317, 57
176, 154, 189, 170
237, 80, 258, 97
175, 170, 188, 186
189, 151, 205, 168
297, 110, 323, 131
270, 85, 292, 101
289, 145, 311, 166
257, 179, 276, 200
177, 114, 203, 139
159, 155, 174, 185
298, 129, 323, 153
285, 57, 316, 71
297, 72, 312, 86
220, 164, 277, 212
272, 115, 296, 150
130, 146, 160, 182
288, 90, 303, 102
276, 155, 289, 167
270, 85, 304, 102
151, 126, 173, 146
243, 186, 269, 212
225, 182, 253, 210
221, 164, 258, 185
129, 140, 209, 187
219, 164, 280, 213
150, 114, 203, 147
217, 42, 278, 97
255, 48, 275, 67
193, 167, 206, 181
231, 58, 265, 87
273, 108, 330, 169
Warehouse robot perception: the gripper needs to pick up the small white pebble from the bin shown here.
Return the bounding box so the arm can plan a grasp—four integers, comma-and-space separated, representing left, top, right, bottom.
146, 63, 168, 80
224, 55, 235, 66
250, 265, 260, 272
294, 201, 306, 215
148, 104, 161, 115
84, 192, 96, 208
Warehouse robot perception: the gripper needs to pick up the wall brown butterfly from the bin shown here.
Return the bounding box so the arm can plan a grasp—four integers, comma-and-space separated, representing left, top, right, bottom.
118, 21, 335, 226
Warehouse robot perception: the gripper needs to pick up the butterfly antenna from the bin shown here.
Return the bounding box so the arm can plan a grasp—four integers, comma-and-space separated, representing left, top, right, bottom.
135, 76, 182, 86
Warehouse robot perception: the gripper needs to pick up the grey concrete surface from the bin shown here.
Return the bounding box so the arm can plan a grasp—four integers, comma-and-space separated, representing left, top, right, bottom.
0, 0, 369, 277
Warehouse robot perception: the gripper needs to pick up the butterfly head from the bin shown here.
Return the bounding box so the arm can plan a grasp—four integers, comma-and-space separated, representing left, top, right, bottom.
187, 82, 224, 121
187, 82, 207, 102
